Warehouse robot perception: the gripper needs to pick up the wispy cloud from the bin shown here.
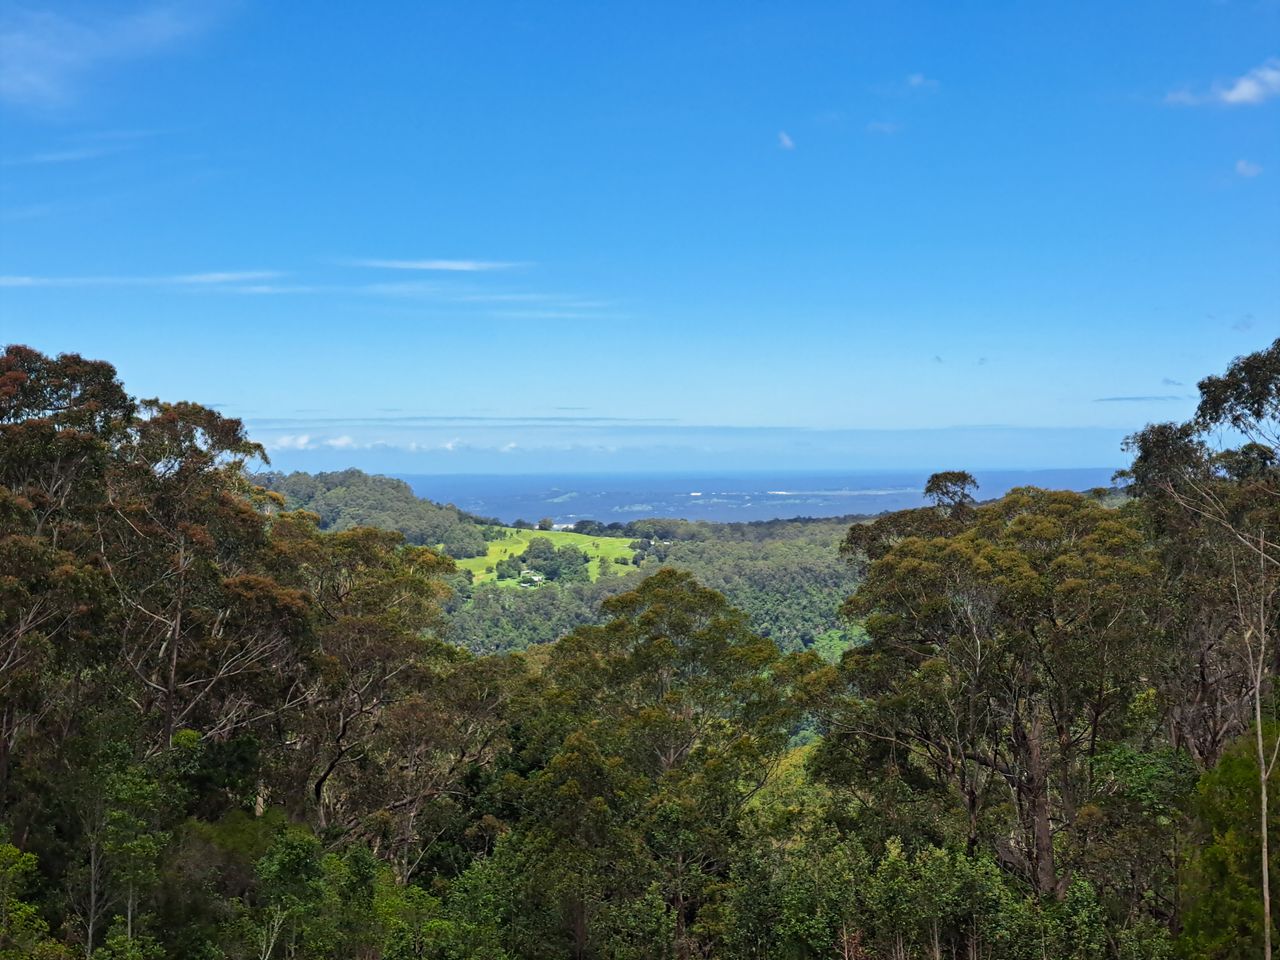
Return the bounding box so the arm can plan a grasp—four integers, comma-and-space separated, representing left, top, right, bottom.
351, 258, 522, 272
0, 2, 220, 108
359, 280, 443, 297
1161, 377, 1184, 387
247, 414, 678, 428
1167, 57, 1280, 106
455, 292, 610, 308
0, 271, 624, 312
176, 271, 278, 284
226, 283, 321, 295
777, 130, 795, 150
874, 73, 938, 98
0, 202, 61, 222
0, 271, 280, 288
865, 120, 902, 135
456, 292, 553, 303
491, 309, 617, 321
1236, 158, 1263, 178
1, 144, 128, 166
1093, 395, 1184, 403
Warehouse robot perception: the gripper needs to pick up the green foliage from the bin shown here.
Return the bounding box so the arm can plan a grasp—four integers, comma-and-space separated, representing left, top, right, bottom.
91, 922, 163, 960
256, 468, 494, 557
1179, 727, 1280, 959
2, 340, 1278, 959
451, 517, 862, 656
490, 570, 810, 958
0, 842, 72, 959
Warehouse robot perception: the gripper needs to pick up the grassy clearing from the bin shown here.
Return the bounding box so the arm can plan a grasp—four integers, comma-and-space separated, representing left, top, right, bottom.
456, 528, 637, 584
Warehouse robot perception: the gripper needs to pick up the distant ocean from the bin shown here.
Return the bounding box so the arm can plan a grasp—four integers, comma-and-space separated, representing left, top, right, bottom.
398, 468, 1121, 525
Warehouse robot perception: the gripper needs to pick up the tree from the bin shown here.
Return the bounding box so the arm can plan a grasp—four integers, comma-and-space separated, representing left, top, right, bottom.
266, 516, 454, 832
826, 487, 1161, 900
97, 400, 313, 753
505, 570, 810, 958
247, 828, 327, 959
1126, 337, 1280, 957
0, 841, 72, 959
922, 470, 978, 514
840, 470, 979, 572
0, 346, 133, 800
1181, 726, 1280, 959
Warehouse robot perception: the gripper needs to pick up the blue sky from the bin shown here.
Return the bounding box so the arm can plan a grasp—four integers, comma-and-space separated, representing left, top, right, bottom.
1, 1, 1276, 473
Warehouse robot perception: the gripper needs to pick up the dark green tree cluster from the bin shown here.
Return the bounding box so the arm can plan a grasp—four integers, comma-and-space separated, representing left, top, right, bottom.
447, 573, 646, 654
256, 468, 497, 558
494, 536, 592, 584
630, 529, 861, 652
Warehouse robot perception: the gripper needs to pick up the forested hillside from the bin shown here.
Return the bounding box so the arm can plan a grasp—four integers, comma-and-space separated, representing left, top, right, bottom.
448, 519, 863, 657
256, 468, 497, 557
251, 469, 865, 658
2, 339, 1279, 959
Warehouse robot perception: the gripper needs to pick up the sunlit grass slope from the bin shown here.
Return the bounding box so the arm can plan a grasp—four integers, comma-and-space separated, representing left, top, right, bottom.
455, 528, 636, 583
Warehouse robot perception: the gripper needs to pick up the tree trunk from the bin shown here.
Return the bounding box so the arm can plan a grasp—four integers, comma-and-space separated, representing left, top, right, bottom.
1256, 656, 1273, 960
571, 894, 587, 960
1026, 712, 1060, 899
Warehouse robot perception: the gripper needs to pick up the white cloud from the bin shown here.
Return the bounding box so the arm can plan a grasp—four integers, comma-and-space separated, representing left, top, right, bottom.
1220, 57, 1280, 104
352, 258, 520, 272
1167, 57, 1280, 106
0, 271, 281, 288
271, 434, 313, 450
1236, 158, 1263, 178
777, 130, 795, 150
906, 73, 935, 88
266, 433, 367, 451
0, 2, 219, 108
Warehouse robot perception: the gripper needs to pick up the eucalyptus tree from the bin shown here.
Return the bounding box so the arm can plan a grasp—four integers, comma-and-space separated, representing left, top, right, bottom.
829, 482, 1162, 901
1127, 337, 1280, 957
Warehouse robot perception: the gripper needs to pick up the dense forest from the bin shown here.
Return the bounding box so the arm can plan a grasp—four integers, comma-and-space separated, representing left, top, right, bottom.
449, 519, 863, 657
2, 338, 1279, 959
254, 469, 498, 559
249, 466, 865, 658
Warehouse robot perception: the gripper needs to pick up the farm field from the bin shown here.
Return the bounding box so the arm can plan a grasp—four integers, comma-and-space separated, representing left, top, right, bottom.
455, 527, 636, 583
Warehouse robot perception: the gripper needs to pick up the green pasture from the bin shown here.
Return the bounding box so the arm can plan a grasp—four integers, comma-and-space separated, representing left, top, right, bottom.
456, 528, 636, 584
